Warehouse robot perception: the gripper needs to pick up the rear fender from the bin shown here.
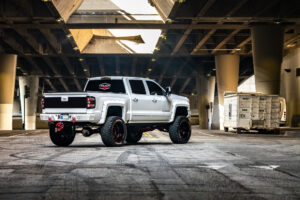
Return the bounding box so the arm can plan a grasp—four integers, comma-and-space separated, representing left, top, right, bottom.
99, 101, 126, 124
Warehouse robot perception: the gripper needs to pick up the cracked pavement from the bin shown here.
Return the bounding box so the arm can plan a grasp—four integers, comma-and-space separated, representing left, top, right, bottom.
0, 128, 299, 200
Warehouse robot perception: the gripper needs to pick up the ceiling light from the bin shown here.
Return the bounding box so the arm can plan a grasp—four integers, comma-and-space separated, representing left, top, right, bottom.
79, 58, 84, 62
160, 34, 167, 40
191, 93, 194, 96
207, 74, 211, 77
73, 46, 79, 51
56, 18, 63, 23
41, 0, 51, 2
274, 19, 281, 24
166, 18, 173, 23
235, 47, 241, 51
148, 68, 152, 72
286, 43, 296, 48
83, 68, 87, 72
155, 47, 160, 51
212, 68, 216, 71
66, 34, 72, 38
151, 58, 156, 62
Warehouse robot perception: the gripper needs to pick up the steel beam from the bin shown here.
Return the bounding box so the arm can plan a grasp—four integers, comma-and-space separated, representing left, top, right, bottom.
0, 23, 251, 30
171, 0, 216, 55
43, 57, 70, 92
179, 77, 192, 94
60, 57, 82, 91
191, 0, 248, 55
97, 56, 105, 76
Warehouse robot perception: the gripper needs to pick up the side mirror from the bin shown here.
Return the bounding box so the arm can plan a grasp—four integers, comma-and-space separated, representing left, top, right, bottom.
165, 86, 171, 96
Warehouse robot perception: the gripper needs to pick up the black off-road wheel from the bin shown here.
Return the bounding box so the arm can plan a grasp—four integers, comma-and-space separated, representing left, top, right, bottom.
169, 116, 191, 144
126, 127, 143, 144
101, 116, 127, 147
49, 122, 75, 146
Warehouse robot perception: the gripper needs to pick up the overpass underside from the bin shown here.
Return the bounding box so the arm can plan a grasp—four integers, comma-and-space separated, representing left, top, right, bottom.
0, 0, 300, 130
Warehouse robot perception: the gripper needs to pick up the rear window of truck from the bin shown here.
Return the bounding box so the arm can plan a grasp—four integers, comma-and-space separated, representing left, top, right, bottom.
85, 80, 126, 93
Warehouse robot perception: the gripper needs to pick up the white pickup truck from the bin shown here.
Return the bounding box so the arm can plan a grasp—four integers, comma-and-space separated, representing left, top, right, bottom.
40, 76, 191, 147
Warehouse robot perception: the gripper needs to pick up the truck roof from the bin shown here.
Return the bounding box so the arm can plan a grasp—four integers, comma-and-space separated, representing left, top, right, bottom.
89, 76, 155, 81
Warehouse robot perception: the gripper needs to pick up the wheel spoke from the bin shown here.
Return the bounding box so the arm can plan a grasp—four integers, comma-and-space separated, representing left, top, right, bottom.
179, 121, 190, 139
112, 122, 124, 143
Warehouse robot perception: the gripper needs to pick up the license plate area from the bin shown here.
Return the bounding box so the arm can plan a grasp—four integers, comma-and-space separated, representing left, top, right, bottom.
57, 114, 70, 120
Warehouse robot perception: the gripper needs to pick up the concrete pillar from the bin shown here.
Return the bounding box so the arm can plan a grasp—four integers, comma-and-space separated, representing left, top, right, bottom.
238, 75, 256, 92
281, 47, 300, 127
0, 54, 17, 130
207, 76, 216, 129
211, 93, 220, 130
215, 54, 240, 130
251, 25, 284, 94
13, 98, 21, 116
196, 73, 209, 129
19, 76, 39, 130
197, 70, 216, 129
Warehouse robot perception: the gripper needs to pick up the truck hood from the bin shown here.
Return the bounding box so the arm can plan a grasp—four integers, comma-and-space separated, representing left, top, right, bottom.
169, 94, 189, 102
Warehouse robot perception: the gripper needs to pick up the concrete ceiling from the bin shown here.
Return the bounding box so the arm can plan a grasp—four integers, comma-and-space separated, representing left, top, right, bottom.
0, 0, 299, 95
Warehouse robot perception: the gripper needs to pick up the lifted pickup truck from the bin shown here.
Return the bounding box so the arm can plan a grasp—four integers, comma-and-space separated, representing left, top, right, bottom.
40, 76, 191, 147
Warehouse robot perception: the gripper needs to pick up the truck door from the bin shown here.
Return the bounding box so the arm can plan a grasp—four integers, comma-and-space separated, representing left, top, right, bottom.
145, 80, 171, 121
128, 79, 152, 122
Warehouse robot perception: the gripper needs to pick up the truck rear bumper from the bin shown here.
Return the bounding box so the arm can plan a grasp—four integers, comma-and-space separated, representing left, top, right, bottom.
40, 113, 101, 123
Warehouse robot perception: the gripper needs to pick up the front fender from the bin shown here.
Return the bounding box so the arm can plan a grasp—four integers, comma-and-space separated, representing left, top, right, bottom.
169, 103, 191, 123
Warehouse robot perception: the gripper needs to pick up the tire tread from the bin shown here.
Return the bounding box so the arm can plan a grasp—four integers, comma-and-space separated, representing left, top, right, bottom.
169, 116, 191, 144
101, 116, 126, 147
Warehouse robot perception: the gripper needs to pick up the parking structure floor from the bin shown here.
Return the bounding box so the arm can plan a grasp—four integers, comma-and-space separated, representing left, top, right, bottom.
0, 127, 299, 200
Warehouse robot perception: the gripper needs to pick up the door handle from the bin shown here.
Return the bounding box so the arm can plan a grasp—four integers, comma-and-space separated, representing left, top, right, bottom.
152, 99, 157, 103
133, 98, 138, 102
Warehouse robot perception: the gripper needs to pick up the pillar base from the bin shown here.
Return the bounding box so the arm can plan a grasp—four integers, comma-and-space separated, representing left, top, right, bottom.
25, 115, 36, 130
0, 104, 13, 130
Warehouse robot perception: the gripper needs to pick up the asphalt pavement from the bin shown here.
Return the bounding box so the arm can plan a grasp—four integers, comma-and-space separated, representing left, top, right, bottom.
0, 127, 299, 200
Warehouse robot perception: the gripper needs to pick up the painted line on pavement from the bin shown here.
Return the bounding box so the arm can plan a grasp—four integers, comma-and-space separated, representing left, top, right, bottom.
199, 132, 215, 137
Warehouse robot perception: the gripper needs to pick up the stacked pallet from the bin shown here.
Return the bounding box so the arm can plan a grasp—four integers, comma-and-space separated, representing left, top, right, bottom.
224, 93, 283, 131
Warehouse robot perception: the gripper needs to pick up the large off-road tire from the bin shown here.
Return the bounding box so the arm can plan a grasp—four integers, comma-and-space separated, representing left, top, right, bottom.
101, 116, 127, 147
49, 122, 75, 146
169, 116, 191, 144
126, 127, 143, 144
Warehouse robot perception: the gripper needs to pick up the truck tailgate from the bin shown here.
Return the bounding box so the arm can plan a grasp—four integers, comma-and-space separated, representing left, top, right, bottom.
43, 94, 87, 114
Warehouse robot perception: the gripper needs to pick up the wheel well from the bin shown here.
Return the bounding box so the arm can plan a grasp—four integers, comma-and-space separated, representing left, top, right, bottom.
175, 106, 188, 117
106, 106, 123, 118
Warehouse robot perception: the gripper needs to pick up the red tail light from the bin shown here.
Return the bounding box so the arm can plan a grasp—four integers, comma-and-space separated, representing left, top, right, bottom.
87, 96, 95, 109
41, 97, 45, 109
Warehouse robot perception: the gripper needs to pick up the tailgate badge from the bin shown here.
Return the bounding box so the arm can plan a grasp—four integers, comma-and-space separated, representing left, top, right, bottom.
61, 96, 68, 102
